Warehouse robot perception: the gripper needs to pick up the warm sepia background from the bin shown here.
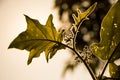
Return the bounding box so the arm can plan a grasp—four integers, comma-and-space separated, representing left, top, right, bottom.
0, 0, 111, 80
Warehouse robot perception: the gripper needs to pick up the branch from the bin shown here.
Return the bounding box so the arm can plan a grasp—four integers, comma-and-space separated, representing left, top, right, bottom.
60, 42, 97, 80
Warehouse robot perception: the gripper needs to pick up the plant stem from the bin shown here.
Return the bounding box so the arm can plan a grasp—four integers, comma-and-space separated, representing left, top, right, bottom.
40, 38, 97, 80
99, 42, 120, 80
60, 42, 97, 80
71, 19, 97, 80
73, 20, 83, 49
32, 34, 97, 79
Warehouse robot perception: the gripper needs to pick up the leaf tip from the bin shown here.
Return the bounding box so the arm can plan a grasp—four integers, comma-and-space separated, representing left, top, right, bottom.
49, 14, 53, 17
72, 14, 78, 25
94, 2, 97, 6
46, 57, 49, 63
92, 2, 97, 11
27, 59, 32, 65
23, 14, 31, 21
48, 14, 53, 20
8, 45, 11, 49
23, 14, 28, 17
8, 41, 15, 49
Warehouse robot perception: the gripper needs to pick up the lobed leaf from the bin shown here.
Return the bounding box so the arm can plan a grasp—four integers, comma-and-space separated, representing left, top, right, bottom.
8, 14, 65, 64
91, 1, 120, 61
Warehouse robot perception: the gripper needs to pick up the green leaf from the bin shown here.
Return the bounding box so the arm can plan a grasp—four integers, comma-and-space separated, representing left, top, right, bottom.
72, 2, 97, 27
109, 63, 120, 78
8, 14, 65, 65
90, 1, 120, 61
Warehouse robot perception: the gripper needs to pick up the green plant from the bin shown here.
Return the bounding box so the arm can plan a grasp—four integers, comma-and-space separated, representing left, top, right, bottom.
8, 1, 120, 80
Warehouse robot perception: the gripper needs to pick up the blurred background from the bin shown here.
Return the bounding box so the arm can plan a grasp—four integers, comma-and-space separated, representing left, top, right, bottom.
0, 0, 118, 80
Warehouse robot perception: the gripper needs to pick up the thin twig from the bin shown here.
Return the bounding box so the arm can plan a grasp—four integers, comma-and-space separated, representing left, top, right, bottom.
60, 42, 97, 80
72, 19, 97, 80
73, 20, 83, 50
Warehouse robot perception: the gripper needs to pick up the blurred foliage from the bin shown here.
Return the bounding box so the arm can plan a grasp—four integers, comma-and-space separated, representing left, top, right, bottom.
54, 0, 115, 76
54, 0, 111, 50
